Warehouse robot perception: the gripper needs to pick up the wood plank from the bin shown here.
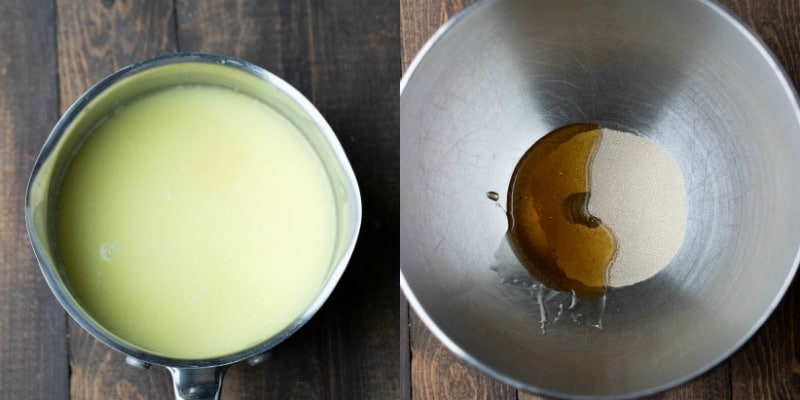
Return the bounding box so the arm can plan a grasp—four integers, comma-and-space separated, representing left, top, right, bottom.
176, 1, 400, 398
67, 321, 173, 399
643, 364, 731, 400
728, 277, 799, 399
409, 310, 516, 400
400, 0, 474, 73
56, 0, 176, 113
55, 0, 176, 398
720, 0, 800, 76
0, 1, 69, 398
401, 293, 411, 400
516, 391, 547, 400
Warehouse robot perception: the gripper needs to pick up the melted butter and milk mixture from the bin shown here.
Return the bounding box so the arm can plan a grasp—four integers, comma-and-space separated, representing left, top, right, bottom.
57, 85, 336, 359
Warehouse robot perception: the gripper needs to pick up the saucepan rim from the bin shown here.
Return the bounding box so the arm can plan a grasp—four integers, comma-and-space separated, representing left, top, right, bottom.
26, 52, 362, 369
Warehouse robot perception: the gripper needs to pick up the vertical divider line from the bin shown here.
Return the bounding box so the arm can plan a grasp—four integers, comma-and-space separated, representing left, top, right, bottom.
400, 292, 411, 399
50, 0, 72, 397
728, 359, 734, 399
172, 0, 180, 52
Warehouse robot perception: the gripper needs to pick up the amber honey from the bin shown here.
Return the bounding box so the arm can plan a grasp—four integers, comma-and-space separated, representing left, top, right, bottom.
506, 123, 616, 296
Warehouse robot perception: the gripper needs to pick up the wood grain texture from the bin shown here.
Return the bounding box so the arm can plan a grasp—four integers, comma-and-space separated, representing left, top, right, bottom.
176, 1, 400, 398
728, 277, 799, 400
56, 0, 177, 398
400, 0, 800, 399
410, 311, 516, 400
642, 364, 731, 400
56, 0, 176, 113
67, 319, 173, 399
0, 1, 68, 399
401, 293, 412, 399
400, 0, 471, 73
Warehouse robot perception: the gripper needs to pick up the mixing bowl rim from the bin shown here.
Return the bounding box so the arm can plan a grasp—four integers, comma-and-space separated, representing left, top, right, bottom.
399, 0, 800, 397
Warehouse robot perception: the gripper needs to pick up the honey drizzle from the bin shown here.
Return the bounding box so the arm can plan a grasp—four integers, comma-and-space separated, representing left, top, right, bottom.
506, 123, 616, 296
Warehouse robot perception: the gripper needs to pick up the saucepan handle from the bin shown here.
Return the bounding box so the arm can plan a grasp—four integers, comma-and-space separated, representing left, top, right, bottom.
167, 366, 228, 400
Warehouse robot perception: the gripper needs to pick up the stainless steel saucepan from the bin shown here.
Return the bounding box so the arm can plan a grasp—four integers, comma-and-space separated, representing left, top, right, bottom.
27, 53, 361, 399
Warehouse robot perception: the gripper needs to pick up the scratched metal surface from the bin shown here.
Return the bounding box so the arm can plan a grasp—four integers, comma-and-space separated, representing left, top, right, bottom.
400, 0, 800, 397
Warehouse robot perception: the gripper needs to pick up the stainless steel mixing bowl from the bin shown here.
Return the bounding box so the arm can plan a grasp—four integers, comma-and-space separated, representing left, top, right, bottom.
400, 0, 800, 397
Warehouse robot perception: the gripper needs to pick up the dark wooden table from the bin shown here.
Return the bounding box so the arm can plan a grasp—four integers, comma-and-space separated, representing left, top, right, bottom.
0, 1, 398, 399
400, 1, 800, 399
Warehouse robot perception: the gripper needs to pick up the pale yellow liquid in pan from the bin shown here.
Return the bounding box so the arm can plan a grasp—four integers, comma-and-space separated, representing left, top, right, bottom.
57, 85, 336, 359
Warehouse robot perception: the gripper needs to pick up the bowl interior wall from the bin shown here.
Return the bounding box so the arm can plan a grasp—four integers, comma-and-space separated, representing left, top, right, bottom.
401, 0, 800, 396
